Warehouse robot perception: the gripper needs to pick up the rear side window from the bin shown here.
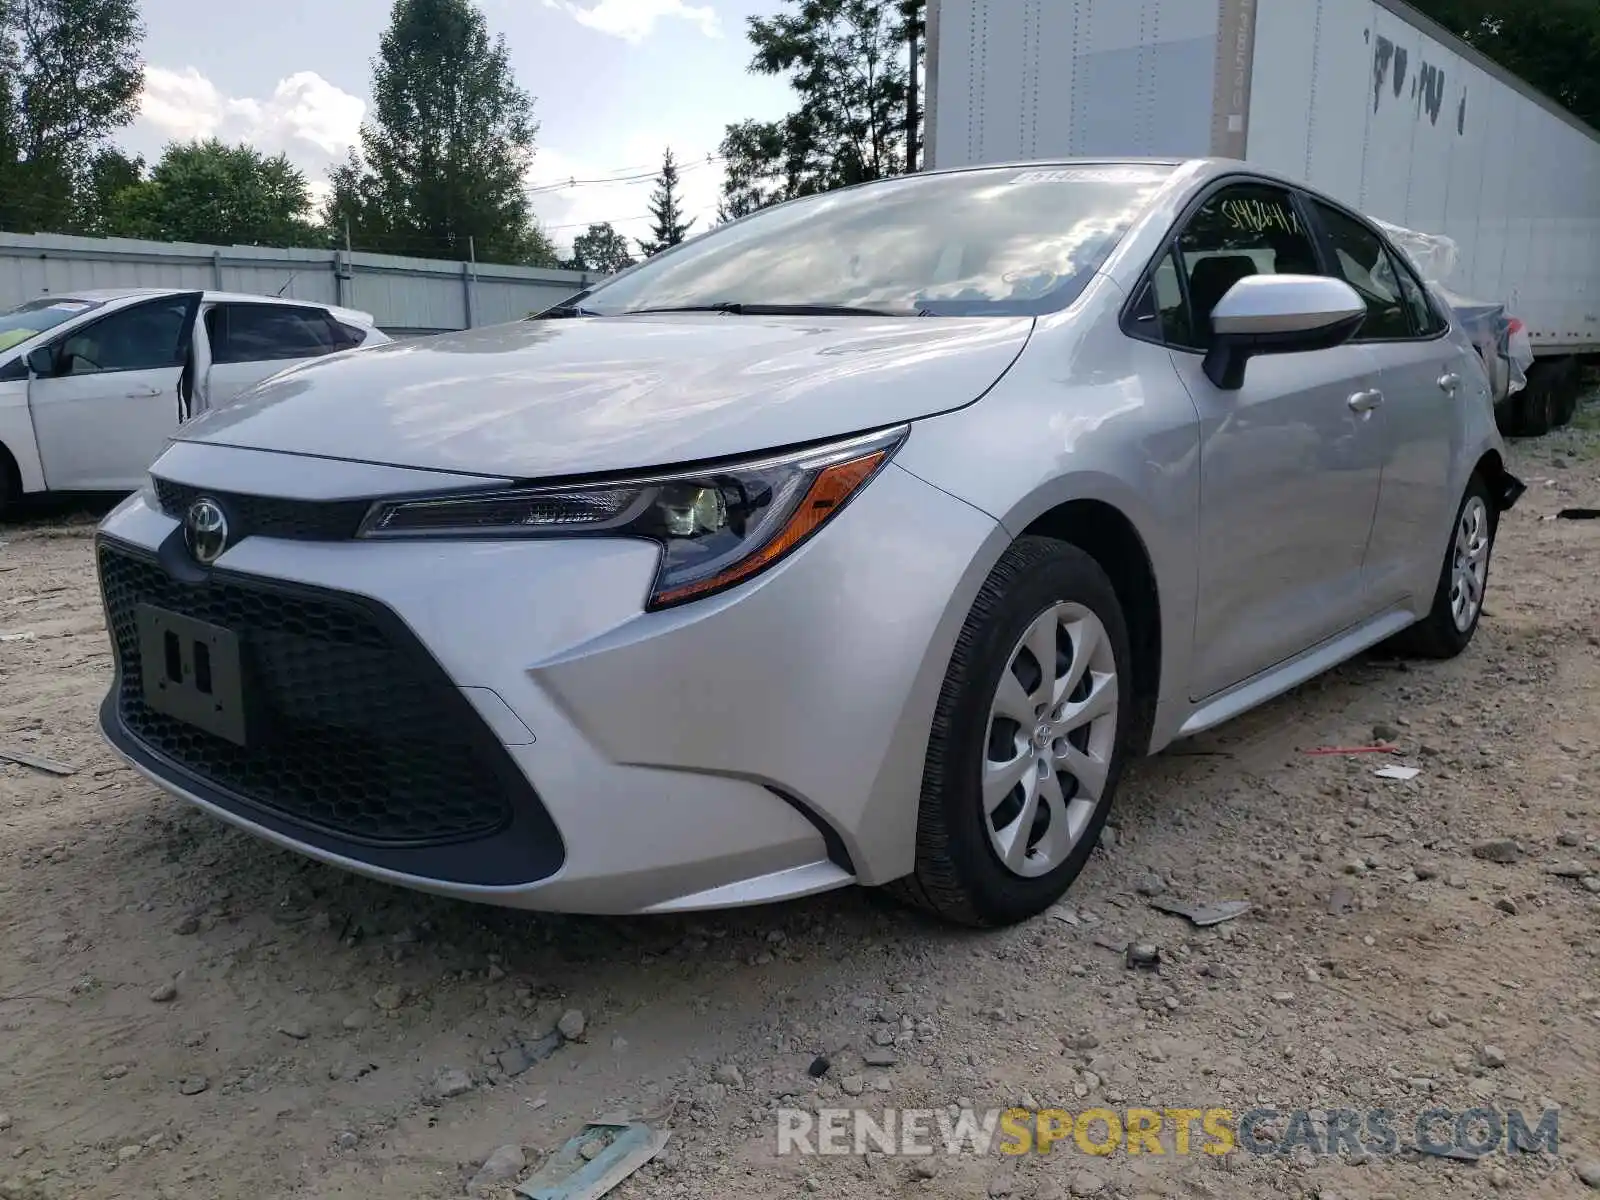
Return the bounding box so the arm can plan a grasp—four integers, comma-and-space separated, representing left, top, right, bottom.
211, 304, 344, 364
1309, 201, 1416, 341
1174, 183, 1322, 349
1391, 253, 1449, 337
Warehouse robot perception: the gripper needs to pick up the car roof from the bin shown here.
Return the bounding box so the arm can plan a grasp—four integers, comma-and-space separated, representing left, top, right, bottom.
39, 287, 377, 327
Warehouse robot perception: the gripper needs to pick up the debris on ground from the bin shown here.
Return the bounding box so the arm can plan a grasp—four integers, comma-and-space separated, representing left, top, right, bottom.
1147, 898, 1252, 927
514, 1119, 670, 1200
0, 745, 77, 775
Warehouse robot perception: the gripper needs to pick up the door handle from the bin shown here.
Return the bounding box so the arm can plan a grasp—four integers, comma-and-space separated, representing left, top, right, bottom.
1437, 372, 1461, 393
125, 385, 162, 398
1347, 389, 1385, 414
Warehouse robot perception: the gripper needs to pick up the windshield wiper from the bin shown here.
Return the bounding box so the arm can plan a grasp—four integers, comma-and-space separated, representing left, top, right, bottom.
536, 302, 603, 318
622, 302, 931, 318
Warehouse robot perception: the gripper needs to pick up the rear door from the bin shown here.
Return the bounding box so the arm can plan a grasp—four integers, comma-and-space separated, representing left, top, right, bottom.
1304, 199, 1464, 609
29, 293, 202, 491
205, 303, 356, 405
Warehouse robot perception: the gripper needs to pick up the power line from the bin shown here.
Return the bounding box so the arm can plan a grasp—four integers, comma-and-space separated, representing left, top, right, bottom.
525, 154, 727, 195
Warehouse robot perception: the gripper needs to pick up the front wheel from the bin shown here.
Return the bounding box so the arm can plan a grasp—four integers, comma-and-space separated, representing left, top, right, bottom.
1388, 475, 1497, 660
891, 537, 1136, 927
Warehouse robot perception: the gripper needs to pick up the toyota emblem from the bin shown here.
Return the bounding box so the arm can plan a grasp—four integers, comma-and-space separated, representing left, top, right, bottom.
184, 497, 229, 565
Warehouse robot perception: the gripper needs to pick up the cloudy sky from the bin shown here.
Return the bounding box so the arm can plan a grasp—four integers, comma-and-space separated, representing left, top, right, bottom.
120, 0, 798, 257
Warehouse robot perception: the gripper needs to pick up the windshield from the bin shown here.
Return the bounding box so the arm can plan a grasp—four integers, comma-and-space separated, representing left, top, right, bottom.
575, 164, 1176, 319
0, 297, 105, 354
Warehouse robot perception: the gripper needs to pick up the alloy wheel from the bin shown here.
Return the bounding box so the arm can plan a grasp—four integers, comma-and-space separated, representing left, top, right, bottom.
982, 602, 1119, 879
1450, 495, 1491, 632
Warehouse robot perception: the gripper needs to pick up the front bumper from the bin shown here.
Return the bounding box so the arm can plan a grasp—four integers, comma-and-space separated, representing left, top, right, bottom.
95, 449, 1004, 914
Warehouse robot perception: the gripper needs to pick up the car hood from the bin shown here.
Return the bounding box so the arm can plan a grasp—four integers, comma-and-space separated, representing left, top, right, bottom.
175, 313, 1035, 479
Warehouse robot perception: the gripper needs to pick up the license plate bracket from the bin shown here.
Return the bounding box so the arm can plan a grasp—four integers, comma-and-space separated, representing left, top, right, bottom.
135, 604, 250, 746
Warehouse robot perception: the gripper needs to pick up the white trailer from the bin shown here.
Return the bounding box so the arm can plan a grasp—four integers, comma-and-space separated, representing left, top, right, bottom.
924, 0, 1600, 430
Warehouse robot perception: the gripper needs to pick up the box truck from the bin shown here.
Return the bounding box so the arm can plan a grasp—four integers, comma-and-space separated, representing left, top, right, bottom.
924, 0, 1600, 433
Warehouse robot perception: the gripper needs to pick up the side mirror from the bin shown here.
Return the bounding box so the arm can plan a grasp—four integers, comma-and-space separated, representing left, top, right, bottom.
26, 347, 55, 378
1203, 275, 1367, 390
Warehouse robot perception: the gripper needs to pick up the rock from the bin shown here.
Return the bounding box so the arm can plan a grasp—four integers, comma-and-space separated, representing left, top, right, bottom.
0, 1116, 10, 1132
1576, 1160, 1600, 1190
1427, 1010, 1451, 1028
871, 1027, 895, 1047
1489, 1166, 1511, 1190
467, 1145, 526, 1195
1557, 831, 1581, 848
840, 1074, 866, 1097
1372, 723, 1399, 743
336, 1131, 359, 1150
557, 1009, 586, 1041
117, 1144, 141, 1161
1583, 877, 1600, 895
1125, 943, 1160, 970
1413, 862, 1439, 881
341, 1010, 369, 1031
1327, 885, 1355, 915
863, 1048, 899, 1068
1070, 1171, 1106, 1196
276, 1021, 309, 1040
177, 1076, 208, 1096
578, 1138, 605, 1162
987, 1176, 1014, 1197
149, 981, 176, 1004
1099, 826, 1118, 850
172, 915, 200, 936
1064, 1033, 1099, 1052
1136, 873, 1165, 897
432, 1068, 474, 1099
697, 1082, 727, 1110
714, 1063, 744, 1089
1479, 1045, 1506, 1068
102, 1065, 129, 1080
1031, 1181, 1066, 1200
372, 985, 405, 1012
807, 1055, 831, 1078
1472, 839, 1524, 864
1447, 874, 1468, 889
1495, 897, 1519, 915
911, 1158, 940, 1180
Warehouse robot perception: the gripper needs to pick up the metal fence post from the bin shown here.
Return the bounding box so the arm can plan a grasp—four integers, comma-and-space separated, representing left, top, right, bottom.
211, 250, 223, 289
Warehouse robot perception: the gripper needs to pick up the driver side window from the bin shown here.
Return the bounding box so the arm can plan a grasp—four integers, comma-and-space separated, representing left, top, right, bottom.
49, 298, 191, 377
1172, 183, 1321, 351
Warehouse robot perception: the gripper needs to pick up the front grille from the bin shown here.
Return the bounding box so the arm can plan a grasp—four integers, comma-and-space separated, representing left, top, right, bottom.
98, 542, 514, 847
152, 478, 370, 541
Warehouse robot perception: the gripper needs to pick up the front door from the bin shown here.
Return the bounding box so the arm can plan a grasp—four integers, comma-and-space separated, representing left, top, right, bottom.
1154, 182, 1390, 700
1304, 198, 1464, 609
30, 293, 202, 491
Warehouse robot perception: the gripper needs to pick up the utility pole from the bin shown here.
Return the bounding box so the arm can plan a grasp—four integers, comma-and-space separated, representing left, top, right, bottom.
905, 0, 921, 173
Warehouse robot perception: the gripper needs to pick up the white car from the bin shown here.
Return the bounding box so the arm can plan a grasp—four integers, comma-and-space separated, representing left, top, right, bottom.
0, 288, 389, 515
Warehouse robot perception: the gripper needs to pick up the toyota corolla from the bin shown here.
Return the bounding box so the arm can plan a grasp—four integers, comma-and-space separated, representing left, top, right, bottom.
94, 158, 1522, 926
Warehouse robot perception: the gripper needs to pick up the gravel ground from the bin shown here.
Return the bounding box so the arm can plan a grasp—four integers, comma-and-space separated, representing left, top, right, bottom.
1, 395, 1598, 1200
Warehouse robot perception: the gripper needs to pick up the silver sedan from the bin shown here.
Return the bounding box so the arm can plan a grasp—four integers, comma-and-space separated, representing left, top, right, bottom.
94, 157, 1521, 926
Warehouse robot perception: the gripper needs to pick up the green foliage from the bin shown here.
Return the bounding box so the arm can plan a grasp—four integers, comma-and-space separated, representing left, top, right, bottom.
107, 139, 320, 246
73, 144, 143, 234
0, 0, 144, 232
567, 221, 635, 274
324, 0, 557, 266
1409, 0, 1600, 128
716, 0, 921, 220
636, 148, 694, 258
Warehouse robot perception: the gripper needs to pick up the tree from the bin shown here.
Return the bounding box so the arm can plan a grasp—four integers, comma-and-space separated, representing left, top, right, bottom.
0, 0, 145, 232
636, 147, 694, 258
568, 221, 635, 274
716, 0, 920, 220
324, 0, 557, 266
106, 139, 319, 246
73, 144, 144, 234
1409, 0, 1600, 128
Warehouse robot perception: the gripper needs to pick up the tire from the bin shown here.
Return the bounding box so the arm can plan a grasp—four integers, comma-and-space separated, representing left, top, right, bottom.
0, 447, 20, 523
1552, 358, 1581, 429
1512, 373, 1554, 437
891, 536, 1137, 927
1387, 474, 1497, 660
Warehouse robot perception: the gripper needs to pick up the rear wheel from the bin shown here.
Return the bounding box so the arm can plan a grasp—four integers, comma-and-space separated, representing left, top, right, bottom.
0, 446, 20, 523
1388, 475, 1497, 660
892, 537, 1135, 927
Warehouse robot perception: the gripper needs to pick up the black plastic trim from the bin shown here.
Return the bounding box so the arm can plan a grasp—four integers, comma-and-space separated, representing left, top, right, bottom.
96, 534, 567, 888
765, 785, 857, 875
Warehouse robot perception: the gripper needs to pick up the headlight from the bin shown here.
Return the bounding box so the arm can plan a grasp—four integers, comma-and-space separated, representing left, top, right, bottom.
357, 426, 908, 609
